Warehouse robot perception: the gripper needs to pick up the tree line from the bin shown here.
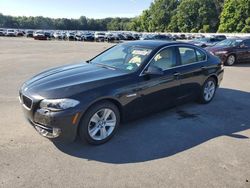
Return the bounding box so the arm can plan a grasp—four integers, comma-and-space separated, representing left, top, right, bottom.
0, 0, 249, 33
130, 0, 250, 33
0, 14, 131, 31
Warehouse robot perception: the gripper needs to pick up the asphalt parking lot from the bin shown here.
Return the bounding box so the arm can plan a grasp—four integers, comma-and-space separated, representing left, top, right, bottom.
0, 37, 250, 188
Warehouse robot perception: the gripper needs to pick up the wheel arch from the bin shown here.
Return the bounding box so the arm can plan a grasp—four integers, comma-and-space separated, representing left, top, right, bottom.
76, 97, 123, 136
207, 74, 218, 87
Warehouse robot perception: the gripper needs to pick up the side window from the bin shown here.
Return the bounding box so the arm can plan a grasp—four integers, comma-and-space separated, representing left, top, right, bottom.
150, 47, 177, 71
179, 47, 197, 65
196, 49, 206, 61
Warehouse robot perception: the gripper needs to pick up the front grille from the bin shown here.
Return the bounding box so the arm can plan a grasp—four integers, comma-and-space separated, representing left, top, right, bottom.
20, 92, 33, 110
23, 95, 33, 109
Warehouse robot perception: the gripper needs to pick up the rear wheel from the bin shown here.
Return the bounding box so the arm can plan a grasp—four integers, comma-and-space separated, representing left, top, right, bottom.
198, 77, 217, 104
225, 54, 236, 66
79, 101, 120, 145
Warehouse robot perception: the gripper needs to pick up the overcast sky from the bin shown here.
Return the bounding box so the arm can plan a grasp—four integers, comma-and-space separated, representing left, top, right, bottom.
0, 0, 153, 19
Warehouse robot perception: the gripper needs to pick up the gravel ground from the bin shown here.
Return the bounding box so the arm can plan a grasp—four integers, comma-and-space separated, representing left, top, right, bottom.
0, 37, 249, 188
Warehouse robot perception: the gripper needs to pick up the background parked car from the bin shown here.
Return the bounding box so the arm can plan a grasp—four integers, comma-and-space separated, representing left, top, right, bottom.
116, 33, 126, 41
95, 32, 106, 42
44, 31, 52, 39
66, 32, 76, 41
0, 28, 6, 36
206, 37, 250, 66
153, 34, 172, 41
83, 33, 95, 41
53, 32, 64, 40
190, 37, 226, 48
140, 34, 154, 40
105, 33, 119, 42
33, 31, 47, 40
212, 35, 227, 41
6, 29, 16, 37
15, 30, 24, 37
25, 30, 34, 37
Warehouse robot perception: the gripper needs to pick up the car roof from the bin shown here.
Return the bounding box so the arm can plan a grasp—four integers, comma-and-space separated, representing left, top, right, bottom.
227, 37, 250, 40
123, 40, 187, 48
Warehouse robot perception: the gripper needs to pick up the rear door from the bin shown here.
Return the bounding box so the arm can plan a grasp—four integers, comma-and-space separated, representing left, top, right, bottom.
175, 46, 208, 100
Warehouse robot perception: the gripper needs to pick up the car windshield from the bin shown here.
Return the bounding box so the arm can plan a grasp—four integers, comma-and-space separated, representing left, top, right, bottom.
215, 39, 242, 47
90, 44, 153, 72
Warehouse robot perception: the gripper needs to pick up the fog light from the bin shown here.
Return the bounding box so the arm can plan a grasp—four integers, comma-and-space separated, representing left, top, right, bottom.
52, 128, 61, 138
35, 126, 61, 138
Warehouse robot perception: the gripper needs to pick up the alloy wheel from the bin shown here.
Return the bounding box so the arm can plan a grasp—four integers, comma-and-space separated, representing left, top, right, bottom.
203, 80, 216, 102
227, 55, 235, 66
88, 108, 117, 141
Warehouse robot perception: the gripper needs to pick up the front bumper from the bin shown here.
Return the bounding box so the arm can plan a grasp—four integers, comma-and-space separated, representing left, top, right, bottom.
20, 97, 81, 142
217, 68, 224, 86
212, 53, 228, 64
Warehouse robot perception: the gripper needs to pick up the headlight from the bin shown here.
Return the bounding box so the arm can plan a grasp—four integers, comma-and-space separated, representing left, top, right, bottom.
215, 51, 228, 54
40, 98, 79, 111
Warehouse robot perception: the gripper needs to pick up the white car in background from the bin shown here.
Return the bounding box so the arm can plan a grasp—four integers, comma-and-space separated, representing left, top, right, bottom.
6, 29, 16, 37
94, 32, 106, 42
53, 32, 63, 40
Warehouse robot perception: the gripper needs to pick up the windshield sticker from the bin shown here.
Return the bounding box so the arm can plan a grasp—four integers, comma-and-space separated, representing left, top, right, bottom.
126, 65, 134, 70
132, 49, 151, 56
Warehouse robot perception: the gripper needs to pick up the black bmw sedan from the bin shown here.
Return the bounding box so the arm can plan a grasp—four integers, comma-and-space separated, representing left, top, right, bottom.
19, 41, 224, 145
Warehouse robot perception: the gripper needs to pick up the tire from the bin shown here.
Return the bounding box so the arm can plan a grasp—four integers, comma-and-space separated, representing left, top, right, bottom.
79, 101, 120, 145
198, 77, 217, 104
225, 54, 236, 66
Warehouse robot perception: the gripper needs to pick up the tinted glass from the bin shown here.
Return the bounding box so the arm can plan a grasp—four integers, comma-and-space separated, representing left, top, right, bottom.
196, 49, 206, 61
179, 47, 197, 65
216, 39, 242, 47
150, 47, 176, 70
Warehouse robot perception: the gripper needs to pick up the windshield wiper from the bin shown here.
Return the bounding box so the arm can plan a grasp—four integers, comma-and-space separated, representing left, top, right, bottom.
96, 63, 116, 70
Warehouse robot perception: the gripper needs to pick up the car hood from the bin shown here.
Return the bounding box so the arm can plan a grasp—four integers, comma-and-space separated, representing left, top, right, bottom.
22, 62, 128, 98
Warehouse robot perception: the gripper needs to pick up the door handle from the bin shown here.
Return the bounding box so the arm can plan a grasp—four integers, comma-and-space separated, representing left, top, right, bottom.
201, 66, 206, 70
173, 72, 180, 79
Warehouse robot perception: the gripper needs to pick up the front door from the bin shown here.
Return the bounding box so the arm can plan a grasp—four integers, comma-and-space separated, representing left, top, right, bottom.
135, 47, 181, 114
238, 39, 250, 62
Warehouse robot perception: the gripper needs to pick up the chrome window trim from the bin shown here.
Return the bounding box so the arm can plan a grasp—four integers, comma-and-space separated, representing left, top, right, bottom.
139, 44, 208, 76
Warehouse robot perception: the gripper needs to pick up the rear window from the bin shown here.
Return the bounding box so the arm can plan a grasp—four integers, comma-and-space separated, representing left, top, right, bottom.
196, 49, 206, 61
178, 47, 206, 65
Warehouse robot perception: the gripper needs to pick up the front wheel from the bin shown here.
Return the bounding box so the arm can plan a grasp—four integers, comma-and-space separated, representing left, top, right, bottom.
198, 77, 217, 104
79, 101, 120, 145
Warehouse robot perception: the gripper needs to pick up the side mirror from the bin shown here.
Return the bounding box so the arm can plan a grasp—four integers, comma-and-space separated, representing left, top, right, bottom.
144, 65, 164, 76
239, 44, 246, 48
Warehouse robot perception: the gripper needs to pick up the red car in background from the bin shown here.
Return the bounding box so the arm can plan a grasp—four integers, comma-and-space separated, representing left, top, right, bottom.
206, 37, 250, 66
33, 31, 47, 40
